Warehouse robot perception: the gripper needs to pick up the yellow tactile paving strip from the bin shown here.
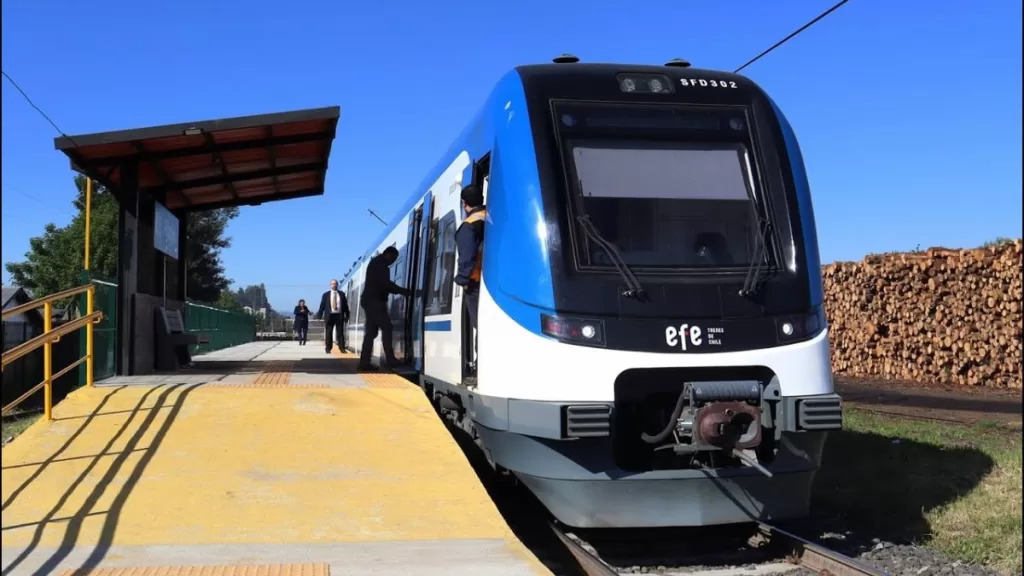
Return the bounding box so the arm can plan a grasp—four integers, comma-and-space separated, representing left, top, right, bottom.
60, 563, 329, 576
205, 383, 329, 389
329, 344, 419, 388
360, 373, 418, 389
1, 383, 520, 549
250, 361, 295, 386
330, 345, 357, 359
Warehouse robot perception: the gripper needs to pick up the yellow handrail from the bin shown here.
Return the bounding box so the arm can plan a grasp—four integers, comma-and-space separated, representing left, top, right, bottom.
2, 312, 103, 368
1, 283, 103, 421
2, 284, 95, 320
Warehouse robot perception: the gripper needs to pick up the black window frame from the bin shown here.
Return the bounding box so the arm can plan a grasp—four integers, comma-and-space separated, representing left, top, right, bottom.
426, 210, 457, 316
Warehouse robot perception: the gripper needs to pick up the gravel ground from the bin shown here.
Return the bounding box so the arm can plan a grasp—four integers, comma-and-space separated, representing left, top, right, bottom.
771, 540, 1006, 576
581, 538, 1006, 576
540, 521, 1010, 576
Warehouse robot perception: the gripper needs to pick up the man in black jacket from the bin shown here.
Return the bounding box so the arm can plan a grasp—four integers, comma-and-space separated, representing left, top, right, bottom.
358, 246, 412, 371
316, 279, 349, 354
454, 185, 486, 333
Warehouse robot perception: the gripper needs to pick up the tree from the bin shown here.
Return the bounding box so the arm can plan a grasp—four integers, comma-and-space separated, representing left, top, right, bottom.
233, 283, 291, 331
234, 283, 270, 311
185, 207, 239, 302
6, 176, 119, 296
5, 176, 239, 302
215, 289, 243, 312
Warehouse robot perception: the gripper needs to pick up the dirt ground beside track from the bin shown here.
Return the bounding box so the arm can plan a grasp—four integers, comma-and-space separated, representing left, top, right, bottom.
835, 375, 1023, 428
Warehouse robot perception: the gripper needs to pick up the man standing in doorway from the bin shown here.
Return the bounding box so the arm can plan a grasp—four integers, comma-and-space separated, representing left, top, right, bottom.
454, 184, 486, 335
454, 184, 486, 385
358, 246, 412, 371
316, 279, 349, 354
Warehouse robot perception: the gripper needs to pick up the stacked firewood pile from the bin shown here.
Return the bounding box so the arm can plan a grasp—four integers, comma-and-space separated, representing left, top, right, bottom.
822, 239, 1022, 389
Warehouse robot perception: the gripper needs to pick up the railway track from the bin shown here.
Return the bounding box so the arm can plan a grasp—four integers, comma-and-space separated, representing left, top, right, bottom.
549, 522, 886, 576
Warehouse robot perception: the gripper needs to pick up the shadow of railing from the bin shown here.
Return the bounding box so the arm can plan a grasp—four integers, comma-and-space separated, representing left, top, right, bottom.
1, 387, 126, 511
1, 382, 200, 576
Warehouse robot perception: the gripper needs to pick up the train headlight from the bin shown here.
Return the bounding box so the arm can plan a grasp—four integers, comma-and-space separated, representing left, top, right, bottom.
775, 305, 827, 343
541, 314, 606, 347
616, 73, 675, 94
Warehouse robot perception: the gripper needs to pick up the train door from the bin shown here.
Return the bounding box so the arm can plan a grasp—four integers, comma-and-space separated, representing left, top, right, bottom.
408, 193, 433, 371
423, 152, 471, 386
354, 276, 365, 353
345, 279, 355, 351
387, 243, 408, 361
458, 154, 490, 383
424, 210, 459, 382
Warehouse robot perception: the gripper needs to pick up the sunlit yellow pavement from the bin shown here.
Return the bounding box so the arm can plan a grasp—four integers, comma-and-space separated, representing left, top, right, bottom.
1, 341, 549, 575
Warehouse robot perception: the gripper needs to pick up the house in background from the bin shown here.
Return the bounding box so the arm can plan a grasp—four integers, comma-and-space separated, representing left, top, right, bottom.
2, 286, 44, 351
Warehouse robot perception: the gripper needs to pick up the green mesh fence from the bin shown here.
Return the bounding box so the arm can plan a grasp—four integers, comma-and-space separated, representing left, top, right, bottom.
184, 301, 256, 355
79, 270, 118, 386
76, 270, 254, 384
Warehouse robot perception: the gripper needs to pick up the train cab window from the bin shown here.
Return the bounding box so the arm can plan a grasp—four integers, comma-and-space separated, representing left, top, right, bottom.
426, 211, 457, 316
569, 142, 758, 270
555, 103, 768, 272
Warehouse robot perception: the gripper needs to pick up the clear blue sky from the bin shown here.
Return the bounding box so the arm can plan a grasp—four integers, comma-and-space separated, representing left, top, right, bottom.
3, 0, 1021, 311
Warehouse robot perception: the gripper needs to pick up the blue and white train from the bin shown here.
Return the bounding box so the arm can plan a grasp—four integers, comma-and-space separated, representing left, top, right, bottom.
340, 56, 843, 529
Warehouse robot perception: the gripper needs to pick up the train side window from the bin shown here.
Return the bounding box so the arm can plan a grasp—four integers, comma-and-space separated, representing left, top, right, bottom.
390, 247, 408, 318
426, 210, 457, 316
473, 153, 491, 205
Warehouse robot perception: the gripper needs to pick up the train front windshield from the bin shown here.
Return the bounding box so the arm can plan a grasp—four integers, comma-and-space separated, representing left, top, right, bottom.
554, 102, 769, 273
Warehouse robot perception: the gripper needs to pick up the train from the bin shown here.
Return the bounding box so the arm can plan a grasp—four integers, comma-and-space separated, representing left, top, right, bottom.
340, 56, 843, 529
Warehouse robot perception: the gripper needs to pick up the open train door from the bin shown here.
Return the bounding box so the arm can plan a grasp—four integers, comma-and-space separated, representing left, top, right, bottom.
409, 192, 434, 372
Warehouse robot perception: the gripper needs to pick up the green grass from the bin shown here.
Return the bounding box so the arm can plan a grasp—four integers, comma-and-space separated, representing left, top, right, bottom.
813, 408, 1022, 574
1, 411, 41, 447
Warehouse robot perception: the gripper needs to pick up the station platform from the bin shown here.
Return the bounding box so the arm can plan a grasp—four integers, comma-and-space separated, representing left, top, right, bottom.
1, 341, 550, 576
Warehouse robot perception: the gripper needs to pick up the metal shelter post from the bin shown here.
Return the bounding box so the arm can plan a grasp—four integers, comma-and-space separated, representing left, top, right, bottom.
85, 177, 95, 387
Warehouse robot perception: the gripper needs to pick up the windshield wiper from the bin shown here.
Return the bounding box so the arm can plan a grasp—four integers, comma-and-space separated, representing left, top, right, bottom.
739, 213, 772, 298
576, 214, 647, 301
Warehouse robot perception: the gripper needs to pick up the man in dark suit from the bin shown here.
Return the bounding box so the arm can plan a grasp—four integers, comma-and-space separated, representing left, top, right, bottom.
358, 247, 412, 371
316, 279, 349, 354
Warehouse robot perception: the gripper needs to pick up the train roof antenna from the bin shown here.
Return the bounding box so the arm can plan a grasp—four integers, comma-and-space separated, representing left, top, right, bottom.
367, 209, 387, 226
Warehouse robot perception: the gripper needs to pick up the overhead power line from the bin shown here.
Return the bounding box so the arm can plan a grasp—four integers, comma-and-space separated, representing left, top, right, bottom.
733, 0, 852, 74
2, 185, 77, 219
1, 69, 79, 147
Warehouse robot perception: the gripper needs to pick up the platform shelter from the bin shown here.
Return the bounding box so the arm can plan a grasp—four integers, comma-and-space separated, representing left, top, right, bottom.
53, 107, 341, 376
